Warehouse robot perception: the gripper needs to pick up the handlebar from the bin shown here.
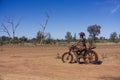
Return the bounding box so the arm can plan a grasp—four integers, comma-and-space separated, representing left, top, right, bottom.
89, 46, 96, 49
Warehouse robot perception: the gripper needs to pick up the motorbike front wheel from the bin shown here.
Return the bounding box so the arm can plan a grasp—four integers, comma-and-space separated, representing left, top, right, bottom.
62, 52, 73, 63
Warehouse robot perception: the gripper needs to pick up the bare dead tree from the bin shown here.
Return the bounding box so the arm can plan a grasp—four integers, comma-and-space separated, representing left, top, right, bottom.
0, 16, 21, 43
40, 13, 50, 44
0, 23, 11, 38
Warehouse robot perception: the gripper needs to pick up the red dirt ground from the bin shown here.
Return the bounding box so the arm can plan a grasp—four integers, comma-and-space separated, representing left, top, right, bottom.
0, 45, 120, 80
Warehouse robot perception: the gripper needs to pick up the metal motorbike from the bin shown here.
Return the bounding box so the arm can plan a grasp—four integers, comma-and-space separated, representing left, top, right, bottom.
62, 45, 98, 64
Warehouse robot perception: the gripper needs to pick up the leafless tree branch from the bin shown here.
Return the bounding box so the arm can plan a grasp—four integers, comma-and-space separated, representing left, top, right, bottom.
0, 16, 21, 42
1, 23, 11, 37
39, 12, 50, 44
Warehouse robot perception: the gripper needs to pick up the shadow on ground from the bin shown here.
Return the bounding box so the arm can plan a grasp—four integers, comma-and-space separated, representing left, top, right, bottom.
99, 76, 120, 80
71, 60, 103, 65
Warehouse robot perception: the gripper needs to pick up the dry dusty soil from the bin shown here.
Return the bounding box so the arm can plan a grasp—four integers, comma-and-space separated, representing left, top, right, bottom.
0, 45, 120, 80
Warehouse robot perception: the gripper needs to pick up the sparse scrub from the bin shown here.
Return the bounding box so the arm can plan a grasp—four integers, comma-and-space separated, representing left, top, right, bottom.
56, 53, 61, 59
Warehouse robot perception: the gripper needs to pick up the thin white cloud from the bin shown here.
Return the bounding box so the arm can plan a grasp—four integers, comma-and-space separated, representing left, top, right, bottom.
95, 0, 120, 14
111, 5, 120, 14
110, 0, 120, 14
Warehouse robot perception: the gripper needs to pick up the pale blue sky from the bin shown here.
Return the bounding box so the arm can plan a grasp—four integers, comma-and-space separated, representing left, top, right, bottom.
0, 0, 120, 39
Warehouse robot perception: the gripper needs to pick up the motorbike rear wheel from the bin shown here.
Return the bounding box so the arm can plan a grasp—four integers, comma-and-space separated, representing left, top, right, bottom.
84, 50, 98, 64
62, 52, 73, 63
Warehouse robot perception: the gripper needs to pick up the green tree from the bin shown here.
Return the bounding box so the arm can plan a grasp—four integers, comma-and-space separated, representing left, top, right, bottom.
19, 36, 28, 44
30, 38, 37, 45
1, 36, 10, 41
87, 24, 101, 41
109, 32, 118, 42
0, 36, 11, 45
65, 32, 72, 43
45, 33, 52, 44
36, 31, 44, 43
73, 33, 77, 41
36, 31, 52, 44
119, 34, 120, 41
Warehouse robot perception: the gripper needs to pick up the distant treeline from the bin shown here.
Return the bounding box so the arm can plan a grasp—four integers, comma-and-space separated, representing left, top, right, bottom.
0, 18, 120, 46
0, 34, 120, 46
